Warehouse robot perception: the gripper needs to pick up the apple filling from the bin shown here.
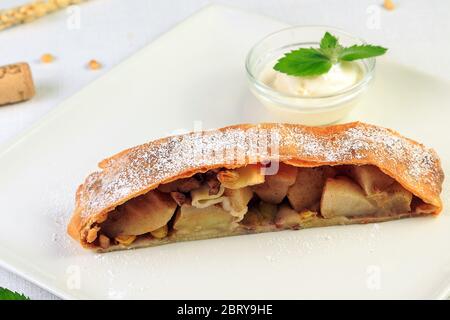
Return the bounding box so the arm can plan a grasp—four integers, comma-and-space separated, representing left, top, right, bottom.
90, 163, 431, 249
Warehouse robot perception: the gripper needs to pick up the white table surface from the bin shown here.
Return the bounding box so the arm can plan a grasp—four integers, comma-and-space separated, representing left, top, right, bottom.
0, 0, 449, 300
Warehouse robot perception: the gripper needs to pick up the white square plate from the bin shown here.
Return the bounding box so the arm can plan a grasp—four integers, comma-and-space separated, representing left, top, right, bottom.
0, 5, 449, 299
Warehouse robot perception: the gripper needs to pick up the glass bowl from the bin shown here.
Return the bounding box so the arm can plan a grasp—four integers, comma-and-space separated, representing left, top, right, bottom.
245, 25, 376, 126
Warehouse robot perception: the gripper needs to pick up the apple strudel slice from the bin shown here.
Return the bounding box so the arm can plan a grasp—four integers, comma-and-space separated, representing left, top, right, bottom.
67, 122, 444, 252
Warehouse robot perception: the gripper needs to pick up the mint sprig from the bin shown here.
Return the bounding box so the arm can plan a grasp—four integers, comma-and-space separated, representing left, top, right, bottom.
274, 32, 387, 77
272, 48, 332, 77
0, 287, 30, 300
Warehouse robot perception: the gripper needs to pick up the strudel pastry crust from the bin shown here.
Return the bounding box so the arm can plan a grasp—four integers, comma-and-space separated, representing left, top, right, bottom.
67, 122, 444, 252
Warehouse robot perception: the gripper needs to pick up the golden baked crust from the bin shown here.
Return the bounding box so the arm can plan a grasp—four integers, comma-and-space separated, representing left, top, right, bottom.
68, 122, 444, 250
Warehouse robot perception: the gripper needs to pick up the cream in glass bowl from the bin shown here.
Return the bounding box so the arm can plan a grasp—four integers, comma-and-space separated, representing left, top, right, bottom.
245, 26, 378, 126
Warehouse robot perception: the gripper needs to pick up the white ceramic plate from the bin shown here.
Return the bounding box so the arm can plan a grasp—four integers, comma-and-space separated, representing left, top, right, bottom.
0, 5, 449, 299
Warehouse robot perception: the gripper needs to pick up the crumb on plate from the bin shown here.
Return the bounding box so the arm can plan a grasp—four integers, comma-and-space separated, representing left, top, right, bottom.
40, 53, 54, 63
88, 59, 102, 70
383, 0, 395, 10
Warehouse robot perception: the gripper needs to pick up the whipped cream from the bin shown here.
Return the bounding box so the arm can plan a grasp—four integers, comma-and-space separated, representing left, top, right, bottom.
260, 61, 364, 97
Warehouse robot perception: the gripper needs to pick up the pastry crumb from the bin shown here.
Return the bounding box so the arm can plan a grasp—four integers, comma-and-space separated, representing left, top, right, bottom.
40, 53, 54, 63
88, 59, 102, 70
383, 0, 395, 10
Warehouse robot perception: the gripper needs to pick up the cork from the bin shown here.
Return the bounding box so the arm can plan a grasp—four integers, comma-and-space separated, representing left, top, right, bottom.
0, 62, 35, 106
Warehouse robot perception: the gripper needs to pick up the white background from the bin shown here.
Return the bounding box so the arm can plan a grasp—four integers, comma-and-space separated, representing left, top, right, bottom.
0, 0, 449, 300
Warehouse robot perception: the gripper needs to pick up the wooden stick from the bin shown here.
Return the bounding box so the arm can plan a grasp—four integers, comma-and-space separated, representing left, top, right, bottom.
0, 0, 87, 31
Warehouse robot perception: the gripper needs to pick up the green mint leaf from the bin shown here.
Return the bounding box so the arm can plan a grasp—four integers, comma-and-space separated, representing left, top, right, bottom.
320, 32, 338, 50
274, 48, 332, 77
319, 32, 342, 62
0, 287, 30, 300
272, 32, 387, 77
338, 45, 388, 61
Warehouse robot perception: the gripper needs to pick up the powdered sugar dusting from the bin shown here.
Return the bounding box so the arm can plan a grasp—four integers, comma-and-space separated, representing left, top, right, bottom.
78, 123, 443, 219
284, 123, 442, 197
